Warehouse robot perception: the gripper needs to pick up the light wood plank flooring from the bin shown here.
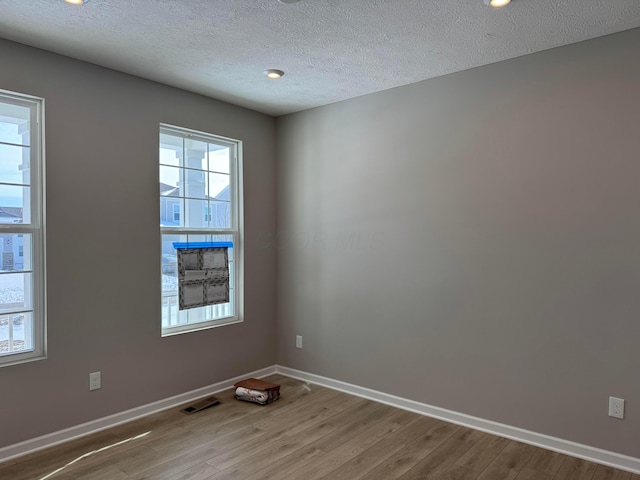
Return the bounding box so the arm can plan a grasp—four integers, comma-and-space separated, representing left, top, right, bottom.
1, 375, 637, 480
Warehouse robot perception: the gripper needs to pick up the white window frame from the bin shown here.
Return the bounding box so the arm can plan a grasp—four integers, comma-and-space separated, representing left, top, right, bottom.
0, 89, 46, 367
160, 124, 243, 336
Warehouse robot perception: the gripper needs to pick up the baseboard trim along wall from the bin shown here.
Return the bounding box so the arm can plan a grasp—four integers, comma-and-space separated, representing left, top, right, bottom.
0, 365, 277, 463
275, 365, 640, 475
3, 364, 639, 474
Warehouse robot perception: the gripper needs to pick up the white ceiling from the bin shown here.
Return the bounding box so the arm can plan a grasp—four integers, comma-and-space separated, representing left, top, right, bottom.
0, 0, 639, 116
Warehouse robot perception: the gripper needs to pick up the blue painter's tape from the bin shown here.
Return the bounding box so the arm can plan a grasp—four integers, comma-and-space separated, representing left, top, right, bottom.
172, 241, 233, 249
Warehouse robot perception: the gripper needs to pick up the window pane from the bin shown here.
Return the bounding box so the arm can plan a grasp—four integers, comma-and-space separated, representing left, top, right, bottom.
0, 102, 30, 146
162, 294, 180, 327
0, 144, 30, 185
0, 185, 29, 224
159, 165, 181, 193
184, 168, 207, 200
0, 312, 34, 356
160, 198, 182, 227
161, 234, 182, 328
209, 146, 230, 174
0, 272, 32, 314
207, 172, 229, 199
184, 198, 208, 228
184, 138, 208, 170
0, 233, 31, 272
208, 200, 231, 229
161, 236, 180, 290
159, 134, 183, 166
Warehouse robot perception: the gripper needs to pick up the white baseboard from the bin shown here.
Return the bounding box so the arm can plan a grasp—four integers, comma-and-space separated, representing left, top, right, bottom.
0, 365, 276, 464
275, 365, 640, 475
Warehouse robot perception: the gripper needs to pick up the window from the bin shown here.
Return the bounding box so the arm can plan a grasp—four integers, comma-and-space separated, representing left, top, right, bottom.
159, 125, 243, 335
0, 90, 45, 367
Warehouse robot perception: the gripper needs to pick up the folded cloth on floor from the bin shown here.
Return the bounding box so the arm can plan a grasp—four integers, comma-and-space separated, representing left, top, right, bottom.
234, 386, 280, 405
233, 378, 281, 405
235, 387, 270, 403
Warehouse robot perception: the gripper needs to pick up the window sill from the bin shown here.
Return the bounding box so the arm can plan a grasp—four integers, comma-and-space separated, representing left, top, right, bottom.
161, 316, 243, 337
0, 351, 46, 368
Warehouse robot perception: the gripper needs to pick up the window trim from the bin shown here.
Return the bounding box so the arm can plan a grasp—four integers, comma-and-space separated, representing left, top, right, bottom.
0, 89, 46, 367
159, 124, 243, 336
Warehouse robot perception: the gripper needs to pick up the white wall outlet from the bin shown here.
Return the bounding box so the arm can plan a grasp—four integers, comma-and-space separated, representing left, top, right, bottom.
609, 396, 624, 419
89, 372, 101, 391
296, 335, 303, 349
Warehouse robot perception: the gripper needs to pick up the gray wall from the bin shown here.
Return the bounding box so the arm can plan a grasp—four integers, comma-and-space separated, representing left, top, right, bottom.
0, 39, 277, 448
276, 28, 640, 457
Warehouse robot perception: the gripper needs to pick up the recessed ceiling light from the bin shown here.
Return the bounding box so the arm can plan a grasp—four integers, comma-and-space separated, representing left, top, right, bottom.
279, 0, 301, 4
264, 69, 285, 79
65, 0, 89, 4
484, 0, 511, 7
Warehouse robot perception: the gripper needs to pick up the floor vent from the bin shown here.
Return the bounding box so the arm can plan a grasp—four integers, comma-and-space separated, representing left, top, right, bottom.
180, 396, 220, 414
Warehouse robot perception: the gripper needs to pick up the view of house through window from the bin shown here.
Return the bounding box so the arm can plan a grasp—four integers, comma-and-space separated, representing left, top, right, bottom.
0, 90, 45, 367
160, 125, 242, 335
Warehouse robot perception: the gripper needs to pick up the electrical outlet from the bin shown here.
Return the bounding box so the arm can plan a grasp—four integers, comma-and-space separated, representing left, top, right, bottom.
89, 372, 101, 391
296, 335, 303, 349
609, 396, 624, 419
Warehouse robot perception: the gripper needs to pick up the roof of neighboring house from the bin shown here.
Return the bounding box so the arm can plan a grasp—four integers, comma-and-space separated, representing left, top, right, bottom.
160, 183, 230, 202
160, 182, 180, 197
0, 207, 23, 219
214, 185, 230, 202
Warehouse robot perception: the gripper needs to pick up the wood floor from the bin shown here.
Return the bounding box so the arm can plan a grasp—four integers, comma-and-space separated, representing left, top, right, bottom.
1, 375, 637, 480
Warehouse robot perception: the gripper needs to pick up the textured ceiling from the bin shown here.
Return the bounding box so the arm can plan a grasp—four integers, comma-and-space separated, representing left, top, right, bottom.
0, 0, 639, 116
